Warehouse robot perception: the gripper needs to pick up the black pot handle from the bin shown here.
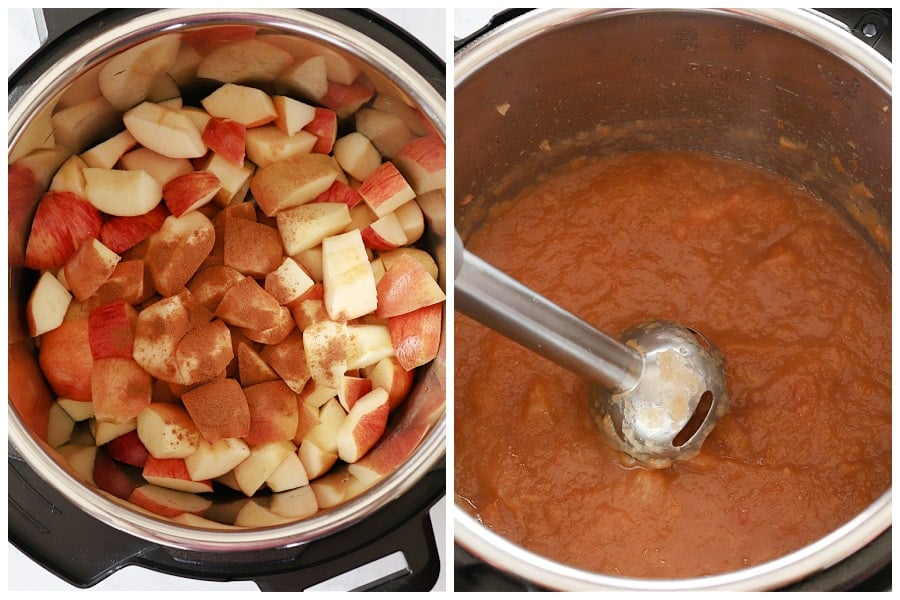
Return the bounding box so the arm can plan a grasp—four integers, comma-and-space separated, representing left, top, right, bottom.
454, 9, 533, 54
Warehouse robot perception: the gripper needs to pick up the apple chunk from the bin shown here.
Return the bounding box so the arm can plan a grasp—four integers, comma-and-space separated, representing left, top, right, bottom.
128, 484, 212, 518
393, 135, 446, 195
181, 378, 250, 443
145, 210, 216, 296
303, 320, 348, 390
321, 229, 377, 321
244, 380, 300, 446
63, 238, 121, 302
25, 190, 103, 271
83, 167, 163, 217
39, 318, 94, 402
375, 253, 446, 318
92, 357, 153, 424
201, 83, 277, 128
162, 171, 221, 217
26, 271, 72, 337
389, 303, 443, 371
276, 201, 351, 256
143, 456, 214, 494
136, 402, 202, 459
358, 161, 416, 218
196, 38, 293, 84
185, 437, 251, 482
251, 152, 339, 217
123, 101, 207, 159
98, 34, 182, 111
233, 440, 296, 497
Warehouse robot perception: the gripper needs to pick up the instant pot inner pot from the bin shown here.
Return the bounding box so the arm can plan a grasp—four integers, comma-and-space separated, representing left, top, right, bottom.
455, 10, 890, 257
9, 9, 446, 553
454, 8, 890, 589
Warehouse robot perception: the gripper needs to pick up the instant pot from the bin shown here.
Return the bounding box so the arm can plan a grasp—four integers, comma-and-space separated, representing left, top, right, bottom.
8, 8, 446, 591
453, 8, 890, 592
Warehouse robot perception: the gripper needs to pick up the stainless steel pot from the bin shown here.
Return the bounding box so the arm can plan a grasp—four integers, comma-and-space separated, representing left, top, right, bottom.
8, 7, 446, 565
454, 8, 890, 591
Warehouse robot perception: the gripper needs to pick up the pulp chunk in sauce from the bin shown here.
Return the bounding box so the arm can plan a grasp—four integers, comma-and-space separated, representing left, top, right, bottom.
454, 151, 891, 579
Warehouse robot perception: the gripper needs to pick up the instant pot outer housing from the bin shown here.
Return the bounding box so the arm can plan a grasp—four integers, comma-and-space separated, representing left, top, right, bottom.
454, 8, 890, 591
9, 8, 446, 590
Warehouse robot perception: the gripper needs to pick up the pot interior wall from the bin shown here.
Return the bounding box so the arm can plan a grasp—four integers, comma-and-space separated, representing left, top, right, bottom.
454, 10, 891, 260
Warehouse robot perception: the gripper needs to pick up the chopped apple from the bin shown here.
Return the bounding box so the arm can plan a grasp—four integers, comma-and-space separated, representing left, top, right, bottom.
348, 421, 432, 486
264, 256, 314, 306
181, 378, 250, 443
132, 293, 191, 381
223, 216, 283, 278
358, 161, 416, 218
187, 264, 244, 311
25, 191, 103, 271
309, 468, 353, 508
184, 436, 251, 481
63, 238, 122, 301
237, 342, 279, 387
245, 125, 317, 168
294, 247, 324, 282
143, 456, 214, 494
81, 129, 138, 169
196, 38, 293, 83
257, 329, 311, 394
354, 108, 414, 159
128, 484, 212, 518
49, 154, 89, 195
293, 399, 320, 444
51, 95, 122, 154
58, 398, 95, 422
145, 210, 216, 296
337, 388, 390, 463
162, 171, 222, 217
88, 300, 137, 360
92, 447, 140, 499
361, 211, 408, 251
389, 303, 443, 371
136, 402, 202, 459
174, 318, 234, 385
317, 180, 364, 209
269, 484, 318, 519
98, 34, 182, 111
372, 92, 431, 137
244, 380, 300, 446
119, 147, 194, 185
338, 376, 373, 413
303, 107, 338, 154
394, 198, 426, 245
321, 229, 378, 321
201, 83, 277, 127
215, 276, 283, 330
375, 253, 446, 318
251, 152, 339, 216
266, 451, 309, 492
378, 247, 439, 281
299, 379, 338, 410
83, 167, 163, 217
39, 317, 94, 402
366, 356, 415, 411
94, 418, 139, 448
201, 117, 246, 167
47, 401, 76, 448
291, 297, 330, 330
393, 135, 446, 195
233, 440, 295, 497
320, 79, 374, 120
92, 357, 153, 424
298, 438, 338, 481
122, 101, 207, 159
303, 319, 348, 389
346, 324, 394, 371
233, 499, 294, 527
273, 95, 316, 136
277, 201, 351, 256
199, 152, 256, 207
9, 146, 73, 267
237, 305, 295, 346
99, 203, 170, 254
105, 429, 149, 467
26, 271, 72, 337
279, 55, 328, 102
332, 131, 382, 182
60, 444, 98, 486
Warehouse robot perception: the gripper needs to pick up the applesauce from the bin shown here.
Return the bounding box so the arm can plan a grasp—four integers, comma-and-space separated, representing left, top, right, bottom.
454, 151, 891, 578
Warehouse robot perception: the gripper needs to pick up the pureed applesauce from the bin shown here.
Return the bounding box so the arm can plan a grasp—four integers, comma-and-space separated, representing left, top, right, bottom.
454, 150, 890, 578
10, 26, 446, 527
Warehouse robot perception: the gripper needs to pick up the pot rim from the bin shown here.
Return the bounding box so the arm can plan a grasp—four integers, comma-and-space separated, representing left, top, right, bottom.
8, 7, 446, 551
453, 7, 891, 590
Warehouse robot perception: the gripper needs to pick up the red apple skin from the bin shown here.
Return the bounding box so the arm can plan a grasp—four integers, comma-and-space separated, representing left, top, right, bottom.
304, 107, 338, 154
24, 191, 104, 271
99, 203, 170, 254
388, 303, 443, 371
202, 117, 246, 166
315, 180, 362, 208
105, 429, 150, 468
93, 448, 141, 500
182, 25, 259, 54
38, 318, 94, 401
9, 339, 54, 440
163, 171, 222, 217
320, 80, 374, 118
88, 300, 137, 360
9, 163, 48, 267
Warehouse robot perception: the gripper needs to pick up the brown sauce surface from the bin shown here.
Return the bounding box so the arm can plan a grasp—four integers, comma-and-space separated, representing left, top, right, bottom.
454, 151, 891, 578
